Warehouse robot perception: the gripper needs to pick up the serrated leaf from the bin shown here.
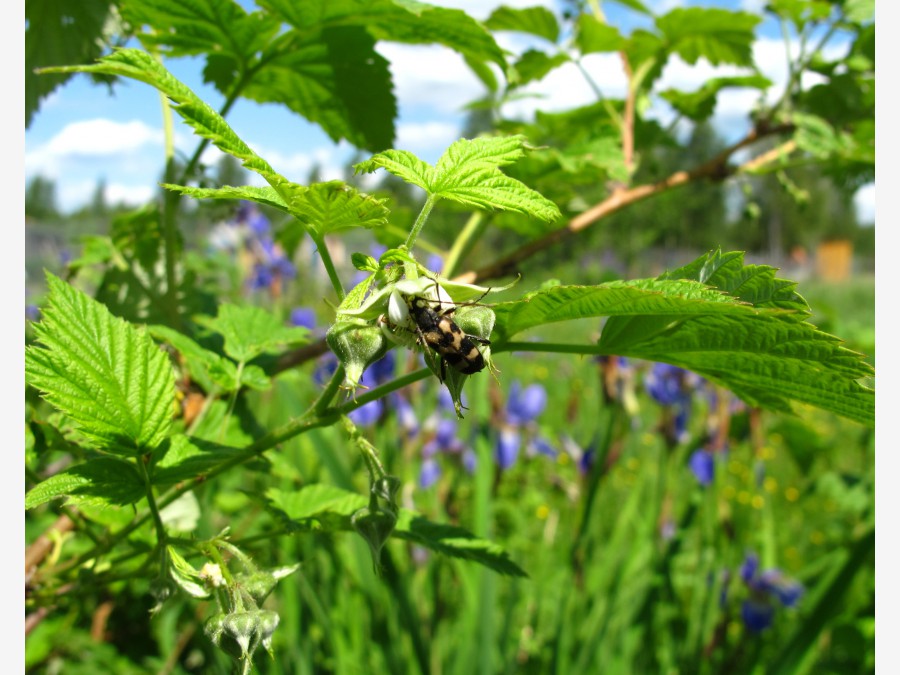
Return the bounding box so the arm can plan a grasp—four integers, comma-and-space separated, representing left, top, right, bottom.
660, 75, 771, 121
242, 26, 397, 150
485, 5, 560, 42
163, 181, 389, 244
26, 0, 118, 127
122, 0, 281, 65
490, 252, 874, 426
356, 136, 561, 223
490, 279, 743, 344
265, 485, 527, 576
766, 0, 832, 29
575, 15, 626, 54
610, 0, 650, 13
160, 492, 201, 532
659, 250, 808, 313
153, 435, 247, 487
25, 458, 145, 509
263, 0, 506, 68
275, 181, 391, 249
394, 512, 527, 577
25, 273, 176, 455
39, 49, 279, 180
657, 8, 761, 67
149, 325, 239, 393
199, 303, 309, 363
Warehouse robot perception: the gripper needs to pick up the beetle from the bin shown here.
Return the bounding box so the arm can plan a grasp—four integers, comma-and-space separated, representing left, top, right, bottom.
382, 281, 492, 382
405, 294, 491, 380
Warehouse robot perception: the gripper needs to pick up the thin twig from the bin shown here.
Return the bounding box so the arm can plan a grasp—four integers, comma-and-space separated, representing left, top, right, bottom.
452, 122, 795, 285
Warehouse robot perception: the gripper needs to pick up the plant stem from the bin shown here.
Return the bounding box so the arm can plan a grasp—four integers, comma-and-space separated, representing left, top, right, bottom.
311, 232, 345, 302
443, 211, 487, 278
405, 194, 438, 251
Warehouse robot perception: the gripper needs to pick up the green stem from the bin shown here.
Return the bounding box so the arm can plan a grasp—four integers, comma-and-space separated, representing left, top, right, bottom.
314, 364, 346, 416
137, 454, 167, 549
311, 232, 345, 302
443, 211, 488, 278
405, 194, 438, 251
330, 368, 431, 416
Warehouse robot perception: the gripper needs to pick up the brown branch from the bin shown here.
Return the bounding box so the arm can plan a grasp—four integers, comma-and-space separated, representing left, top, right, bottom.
453, 122, 795, 286
25, 514, 74, 584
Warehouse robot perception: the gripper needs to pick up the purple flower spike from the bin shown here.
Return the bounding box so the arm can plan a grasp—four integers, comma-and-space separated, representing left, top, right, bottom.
506, 381, 547, 424
495, 428, 520, 470
290, 307, 316, 329
426, 254, 444, 273
645, 362, 689, 406
419, 458, 441, 489
348, 398, 383, 427
688, 449, 715, 487
392, 394, 419, 439
741, 599, 775, 633
463, 449, 477, 474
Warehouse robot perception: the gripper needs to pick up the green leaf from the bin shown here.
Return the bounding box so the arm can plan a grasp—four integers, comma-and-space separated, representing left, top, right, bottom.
122, 0, 281, 65
575, 15, 626, 54
265, 485, 527, 576
660, 75, 771, 121
25, 458, 145, 509
355, 135, 561, 223
39, 49, 279, 180
511, 50, 570, 86
491, 279, 743, 344
148, 325, 239, 393
267, 0, 506, 68
842, 0, 874, 23
162, 181, 389, 244
110, 205, 165, 272
25, 273, 176, 455
167, 545, 211, 599
26, 0, 118, 127
199, 303, 309, 363
485, 5, 560, 42
793, 112, 842, 158
610, 0, 650, 13
241, 26, 397, 150
490, 252, 874, 426
153, 436, 247, 487
766, 0, 832, 29
656, 8, 761, 67
659, 250, 809, 313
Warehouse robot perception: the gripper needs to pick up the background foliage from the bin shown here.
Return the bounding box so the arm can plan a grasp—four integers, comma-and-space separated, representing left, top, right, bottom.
25, 1, 874, 673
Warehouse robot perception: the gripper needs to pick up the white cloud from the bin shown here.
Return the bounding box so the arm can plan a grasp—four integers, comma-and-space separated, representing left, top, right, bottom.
104, 183, 157, 207
855, 183, 875, 223
377, 43, 487, 116
26, 118, 164, 178
395, 121, 460, 155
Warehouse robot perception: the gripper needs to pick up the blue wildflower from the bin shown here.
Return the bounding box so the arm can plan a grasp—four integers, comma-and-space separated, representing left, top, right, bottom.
495, 428, 520, 470
419, 458, 442, 489
495, 381, 555, 469
348, 397, 383, 427
738, 552, 804, 632
391, 393, 419, 439
688, 448, 715, 486
25, 304, 41, 322
426, 253, 444, 274
290, 307, 317, 330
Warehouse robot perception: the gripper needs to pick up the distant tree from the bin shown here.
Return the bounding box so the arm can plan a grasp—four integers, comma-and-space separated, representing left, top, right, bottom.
215, 154, 247, 188
734, 161, 861, 255
25, 175, 60, 221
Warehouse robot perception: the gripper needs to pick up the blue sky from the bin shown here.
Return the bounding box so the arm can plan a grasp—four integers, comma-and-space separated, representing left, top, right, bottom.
24, 0, 874, 222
